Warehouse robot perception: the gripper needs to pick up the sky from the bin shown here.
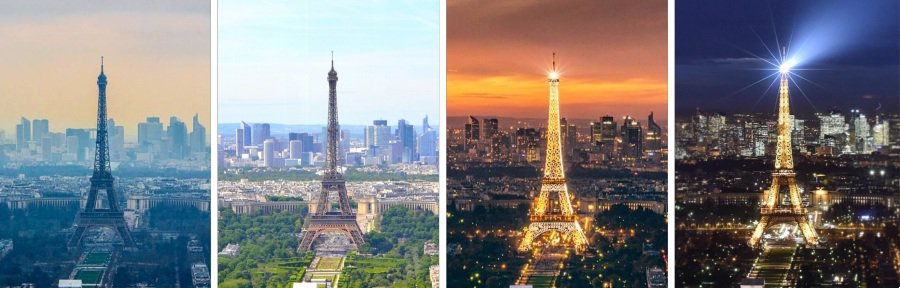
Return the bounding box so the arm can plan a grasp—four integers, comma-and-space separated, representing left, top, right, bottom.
447, 0, 668, 126
0, 0, 211, 142
676, 0, 900, 117
218, 0, 440, 126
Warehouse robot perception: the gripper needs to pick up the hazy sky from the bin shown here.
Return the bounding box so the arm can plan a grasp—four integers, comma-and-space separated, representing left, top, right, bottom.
448, 0, 668, 125
0, 0, 211, 142
218, 0, 440, 126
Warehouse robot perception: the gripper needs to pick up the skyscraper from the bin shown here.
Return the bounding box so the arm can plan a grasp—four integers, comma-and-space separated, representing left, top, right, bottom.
65, 128, 91, 161
252, 123, 271, 146
289, 140, 301, 159
645, 112, 662, 158
190, 113, 206, 153
465, 116, 480, 150
483, 118, 500, 161
239, 121, 252, 146
599, 115, 617, 159
365, 120, 391, 147
560, 117, 576, 159
16, 117, 30, 151
263, 139, 275, 167
108, 118, 125, 160
32, 119, 49, 144
168, 116, 188, 159
235, 128, 245, 155
397, 119, 415, 163
622, 116, 643, 160
138, 117, 164, 154
418, 115, 438, 160
851, 112, 872, 154
289, 132, 315, 153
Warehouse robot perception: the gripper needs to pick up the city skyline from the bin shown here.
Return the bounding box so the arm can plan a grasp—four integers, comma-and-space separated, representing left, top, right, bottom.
448, 0, 667, 121
218, 0, 440, 125
0, 1, 211, 138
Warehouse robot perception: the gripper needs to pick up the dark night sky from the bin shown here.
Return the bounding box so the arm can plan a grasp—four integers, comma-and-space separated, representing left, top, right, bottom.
676, 0, 900, 117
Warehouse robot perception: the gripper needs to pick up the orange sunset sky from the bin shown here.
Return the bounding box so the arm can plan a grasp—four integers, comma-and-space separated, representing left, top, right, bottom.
0, 1, 210, 142
448, 0, 668, 125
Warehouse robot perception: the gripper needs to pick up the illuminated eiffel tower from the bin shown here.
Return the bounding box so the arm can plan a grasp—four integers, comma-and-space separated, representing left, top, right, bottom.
298, 54, 366, 252
518, 53, 589, 254
68, 57, 135, 248
749, 50, 818, 247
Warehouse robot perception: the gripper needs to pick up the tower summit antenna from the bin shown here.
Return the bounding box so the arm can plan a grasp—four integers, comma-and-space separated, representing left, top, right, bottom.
101, 56, 104, 73
331, 50, 334, 68
552, 52, 556, 71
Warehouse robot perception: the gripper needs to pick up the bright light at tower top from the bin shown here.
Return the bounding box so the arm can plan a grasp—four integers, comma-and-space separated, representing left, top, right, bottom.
779, 58, 797, 74
548, 71, 560, 80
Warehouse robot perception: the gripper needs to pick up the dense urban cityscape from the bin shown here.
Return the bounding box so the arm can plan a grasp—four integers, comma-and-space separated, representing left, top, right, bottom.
0, 62, 211, 287
216, 57, 439, 288
447, 112, 669, 287
675, 109, 900, 287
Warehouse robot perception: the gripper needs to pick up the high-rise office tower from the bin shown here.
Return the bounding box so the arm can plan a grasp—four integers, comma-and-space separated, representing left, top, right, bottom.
645, 112, 662, 158
560, 117, 576, 159
365, 119, 391, 147
32, 119, 49, 144
239, 121, 252, 146
465, 116, 480, 150
16, 117, 30, 151
818, 109, 847, 145
872, 116, 890, 150
289, 140, 301, 159
168, 116, 189, 159
483, 118, 500, 161
235, 128, 245, 155
599, 116, 617, 159
418, 115, 438, 159
138, 117, 164, 155
289, 132, 315, 153
852, 112, 872, 154
515, 128, 540, 162
252, 123, 270, 146
263, 139, 275, 167
190, 113, 206, 153
397, 119, 415, 163
621, 116, 643, 160
66, 128, 91, 161
108, 118, 125, 160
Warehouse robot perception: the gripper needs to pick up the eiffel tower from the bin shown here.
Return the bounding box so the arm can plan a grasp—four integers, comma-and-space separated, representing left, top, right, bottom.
68, 57, 135, 248
749, 50, 818, 247
298, 54, 366, 252
518, 53, 589, 254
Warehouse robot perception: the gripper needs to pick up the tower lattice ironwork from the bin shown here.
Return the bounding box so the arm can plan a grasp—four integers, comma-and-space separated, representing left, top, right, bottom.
518, 53, 589, 254
298, 54, 366, 252
749, 58, 818, 247
69, 57, 136, 248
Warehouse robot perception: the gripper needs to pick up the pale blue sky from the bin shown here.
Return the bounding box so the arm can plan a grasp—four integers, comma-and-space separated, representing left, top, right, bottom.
218, 0, 440, 125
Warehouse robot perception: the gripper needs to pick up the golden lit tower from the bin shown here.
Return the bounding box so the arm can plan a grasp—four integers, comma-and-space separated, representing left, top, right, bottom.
518, 53, 589, 254
749, 50, 818, 247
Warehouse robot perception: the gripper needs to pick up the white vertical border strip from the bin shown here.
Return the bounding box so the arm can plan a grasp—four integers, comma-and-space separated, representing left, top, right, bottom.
210, 0, 219, 284
667, 0, 676, 286
438, 0, 448, 286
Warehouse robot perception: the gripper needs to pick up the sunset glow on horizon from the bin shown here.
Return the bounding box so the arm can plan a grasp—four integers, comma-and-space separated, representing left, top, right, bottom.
448, 0, 667, 124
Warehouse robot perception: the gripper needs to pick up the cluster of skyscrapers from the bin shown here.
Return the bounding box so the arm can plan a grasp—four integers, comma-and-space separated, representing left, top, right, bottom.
452, 112, 663, 166
223, 116, 438, 168
4, 114, 207, 163
675, 108, 899, 159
